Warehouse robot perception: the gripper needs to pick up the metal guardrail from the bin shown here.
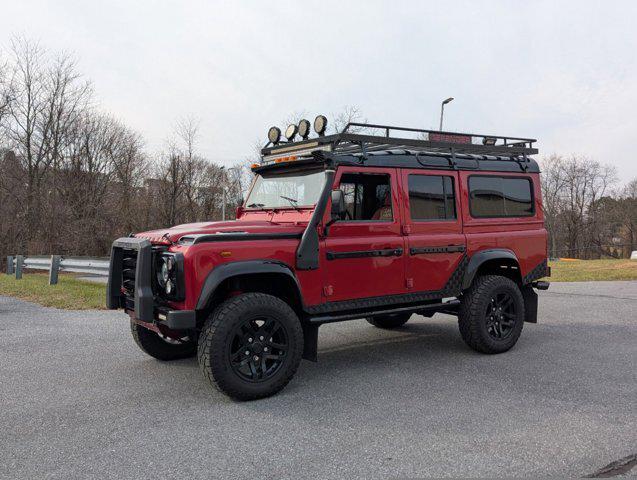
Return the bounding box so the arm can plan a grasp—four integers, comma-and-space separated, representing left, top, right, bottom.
6, 255, 109, 285
6, 251, 637, 285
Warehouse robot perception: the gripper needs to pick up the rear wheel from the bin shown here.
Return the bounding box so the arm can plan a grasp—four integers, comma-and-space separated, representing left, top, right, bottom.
130, 320, 196, 361
197, 293, 304, 401
458, 275, 525, 354
367, 312, 411, 329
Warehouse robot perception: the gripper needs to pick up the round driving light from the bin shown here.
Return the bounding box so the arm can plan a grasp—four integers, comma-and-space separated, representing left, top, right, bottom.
165, 279, 173, 295
298, 119, 310, 139
284, 124, 298, 141
313, 115, 327, 136
268, 126, 281, 144
161, 261, 169, 283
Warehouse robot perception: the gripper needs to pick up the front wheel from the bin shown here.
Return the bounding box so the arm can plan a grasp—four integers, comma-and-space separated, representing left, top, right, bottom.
458, 275, 525, 354
197, 293, 304, 401
130, 320, 196, 361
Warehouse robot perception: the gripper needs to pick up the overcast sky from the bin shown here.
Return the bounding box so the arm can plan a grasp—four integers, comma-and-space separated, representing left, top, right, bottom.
4, 0, 637, 180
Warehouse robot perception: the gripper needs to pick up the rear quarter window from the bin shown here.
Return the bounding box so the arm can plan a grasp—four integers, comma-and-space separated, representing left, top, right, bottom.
468, 176, 534, 218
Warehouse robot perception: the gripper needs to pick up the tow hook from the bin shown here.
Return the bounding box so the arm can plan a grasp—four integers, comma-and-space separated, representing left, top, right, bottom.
532, 281, 550, 290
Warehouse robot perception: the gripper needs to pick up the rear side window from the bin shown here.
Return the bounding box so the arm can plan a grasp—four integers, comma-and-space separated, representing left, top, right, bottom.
408, 175, 456, 221
469, 176, 534, 218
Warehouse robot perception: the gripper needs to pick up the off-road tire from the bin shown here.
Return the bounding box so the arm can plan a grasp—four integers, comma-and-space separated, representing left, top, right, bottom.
130, 320, 196, 361
366, 312, 412, 329
197, 293, 304, 401
458, 275, 525, 354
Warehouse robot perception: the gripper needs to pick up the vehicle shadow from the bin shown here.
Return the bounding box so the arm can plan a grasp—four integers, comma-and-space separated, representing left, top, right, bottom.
116, 316, 558, 408
116, 319, 452, 392
313, 321, 466, 363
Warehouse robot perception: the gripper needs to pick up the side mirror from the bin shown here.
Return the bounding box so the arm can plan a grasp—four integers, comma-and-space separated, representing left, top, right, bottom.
330, 189, 346, 221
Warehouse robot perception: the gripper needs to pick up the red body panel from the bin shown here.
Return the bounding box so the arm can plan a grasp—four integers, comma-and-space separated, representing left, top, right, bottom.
136, 165, 547, 312
321, 166, 405, 301
457, 171, 547, 279
398, 169, 465, 292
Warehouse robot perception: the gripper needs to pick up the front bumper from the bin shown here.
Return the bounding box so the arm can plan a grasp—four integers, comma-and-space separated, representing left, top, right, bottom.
155, 307, 196, 330
107, 237, 196, 330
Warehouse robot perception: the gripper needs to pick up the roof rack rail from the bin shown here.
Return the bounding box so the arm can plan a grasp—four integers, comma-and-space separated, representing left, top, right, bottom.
261, 121, 537, 161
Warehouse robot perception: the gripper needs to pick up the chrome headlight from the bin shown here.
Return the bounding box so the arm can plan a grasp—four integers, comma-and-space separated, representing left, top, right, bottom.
156, 256, 169, 287
155, 253, 183, 300
160, 261, 169, 284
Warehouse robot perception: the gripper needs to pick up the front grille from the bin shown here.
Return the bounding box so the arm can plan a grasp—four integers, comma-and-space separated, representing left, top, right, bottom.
107, 237, 154, 321
121, 249, 138, 310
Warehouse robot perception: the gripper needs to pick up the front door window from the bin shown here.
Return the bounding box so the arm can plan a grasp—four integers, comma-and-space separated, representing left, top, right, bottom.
339, 173, 393, 221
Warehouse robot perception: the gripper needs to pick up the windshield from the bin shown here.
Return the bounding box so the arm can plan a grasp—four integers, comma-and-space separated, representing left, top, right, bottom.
245, 169, 326, 209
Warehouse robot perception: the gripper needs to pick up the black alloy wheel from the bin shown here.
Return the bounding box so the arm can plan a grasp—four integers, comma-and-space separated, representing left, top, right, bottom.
458, 274, 525, 354
484, 292, 517, 340
228, 316, 289, 382
198, 293, 304, 401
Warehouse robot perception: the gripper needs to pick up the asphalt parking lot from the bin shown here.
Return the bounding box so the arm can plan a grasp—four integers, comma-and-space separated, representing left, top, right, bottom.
1, 281, 635, 479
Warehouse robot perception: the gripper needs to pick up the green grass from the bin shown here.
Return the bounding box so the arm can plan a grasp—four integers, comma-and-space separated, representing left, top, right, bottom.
548, 259, 637, 282
0, 273, 106, 309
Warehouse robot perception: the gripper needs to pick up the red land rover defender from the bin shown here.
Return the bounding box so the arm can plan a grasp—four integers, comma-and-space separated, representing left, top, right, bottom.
107, 119, 550, 400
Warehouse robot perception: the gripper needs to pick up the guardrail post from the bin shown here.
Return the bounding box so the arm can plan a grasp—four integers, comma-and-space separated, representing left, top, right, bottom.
6, 256, 14, 275
49, 255, 61, 285
15, 255, 24, 279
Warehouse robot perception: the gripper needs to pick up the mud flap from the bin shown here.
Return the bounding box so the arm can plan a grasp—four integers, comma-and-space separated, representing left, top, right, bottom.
521, 286, 538, 323
301, 322, 319, 362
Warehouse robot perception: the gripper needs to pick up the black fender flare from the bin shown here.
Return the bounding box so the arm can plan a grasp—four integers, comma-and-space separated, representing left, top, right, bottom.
462, 249, 520, 290
195, 260, 303, 311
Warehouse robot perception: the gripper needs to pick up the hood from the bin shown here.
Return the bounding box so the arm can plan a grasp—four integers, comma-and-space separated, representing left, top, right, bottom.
134, 220, 306, 244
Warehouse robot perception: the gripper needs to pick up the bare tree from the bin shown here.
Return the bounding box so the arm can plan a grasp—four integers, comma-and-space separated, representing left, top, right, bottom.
330, 105, 366, 133
1, 37, 92, 250
540, 155, 618, 259
109, 122, 147, 234
155, 117, 229, 225
613, 179, 637, 255
0, 56, 9, 125
281, 110, 310, 130
540, 155, 568, 257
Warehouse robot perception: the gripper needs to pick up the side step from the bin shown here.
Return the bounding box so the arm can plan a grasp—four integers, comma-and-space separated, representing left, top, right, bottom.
308, 299, 460, 325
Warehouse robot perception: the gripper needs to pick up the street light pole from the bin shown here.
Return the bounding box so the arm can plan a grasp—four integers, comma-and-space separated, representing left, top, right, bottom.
220, 166, 226, 221
439, 97, 454, 131
222, 188, 226, 221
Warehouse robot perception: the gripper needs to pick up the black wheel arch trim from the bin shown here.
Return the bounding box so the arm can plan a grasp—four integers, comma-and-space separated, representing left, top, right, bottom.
462, 249, 520, 290
195, 260, 304, 311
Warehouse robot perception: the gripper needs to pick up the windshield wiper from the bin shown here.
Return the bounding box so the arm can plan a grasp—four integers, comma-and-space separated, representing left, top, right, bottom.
246, 203, 265, 208
280, 196, 300, 210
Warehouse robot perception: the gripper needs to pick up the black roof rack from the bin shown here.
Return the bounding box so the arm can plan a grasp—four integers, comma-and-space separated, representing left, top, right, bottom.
261, 122, 537, 160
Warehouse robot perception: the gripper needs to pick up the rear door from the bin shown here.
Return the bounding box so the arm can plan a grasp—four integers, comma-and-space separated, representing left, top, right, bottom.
322, 166, 405, 303
400, 169, 465, 292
